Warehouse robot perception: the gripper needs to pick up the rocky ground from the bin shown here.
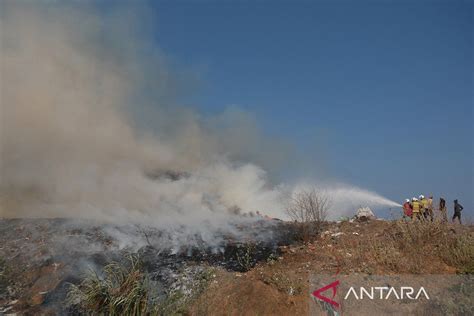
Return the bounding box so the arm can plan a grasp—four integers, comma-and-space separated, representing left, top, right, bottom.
0, 218, 472, 315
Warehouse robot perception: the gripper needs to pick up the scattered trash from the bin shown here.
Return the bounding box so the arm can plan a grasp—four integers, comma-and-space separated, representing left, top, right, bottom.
288, 287, 294, 295
355, 207, 376, 221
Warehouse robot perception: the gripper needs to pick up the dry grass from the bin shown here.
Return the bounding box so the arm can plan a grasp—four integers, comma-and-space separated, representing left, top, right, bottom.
261, 270, 303, 296
438, 233, 474, 273
336, 220, 474, 274
390, 220, 474, 272
67, 254, 222, 316
67, 254, 159, 315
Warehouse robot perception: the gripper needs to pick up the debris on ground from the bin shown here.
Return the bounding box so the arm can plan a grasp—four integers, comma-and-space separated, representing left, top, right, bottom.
0, 218, 472, 315
355, 207, 376, 221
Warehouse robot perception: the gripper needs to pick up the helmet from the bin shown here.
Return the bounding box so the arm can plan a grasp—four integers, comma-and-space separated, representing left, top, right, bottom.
412, 197, 417, 201
405, 199, 410, 203
419, 195, 424, 199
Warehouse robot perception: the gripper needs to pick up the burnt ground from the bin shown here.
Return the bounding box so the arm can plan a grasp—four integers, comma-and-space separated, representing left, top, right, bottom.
0, 218, 472, 315
0, 218, 297, 315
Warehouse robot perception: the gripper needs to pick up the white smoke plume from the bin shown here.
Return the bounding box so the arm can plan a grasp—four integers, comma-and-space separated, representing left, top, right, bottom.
0, 2, 288, 226
0, 1, 400, 240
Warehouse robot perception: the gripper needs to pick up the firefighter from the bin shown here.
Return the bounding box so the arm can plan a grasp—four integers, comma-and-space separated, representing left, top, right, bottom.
412, 197, 422, 220
403, 198, 413, 219
419, 195, 429, 220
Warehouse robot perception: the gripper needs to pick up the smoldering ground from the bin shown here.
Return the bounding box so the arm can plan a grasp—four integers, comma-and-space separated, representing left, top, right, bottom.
0, 2, 400, 249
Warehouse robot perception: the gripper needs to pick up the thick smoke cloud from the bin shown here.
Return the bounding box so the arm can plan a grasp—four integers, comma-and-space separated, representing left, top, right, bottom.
0, 2, 287, 225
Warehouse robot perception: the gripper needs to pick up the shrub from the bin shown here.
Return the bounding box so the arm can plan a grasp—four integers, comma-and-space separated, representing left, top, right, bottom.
285, 187, 331, 241
67, 254, 159, 315
390, 220, 474, 271
236, 243, 256, 272
439, 234, 474, 273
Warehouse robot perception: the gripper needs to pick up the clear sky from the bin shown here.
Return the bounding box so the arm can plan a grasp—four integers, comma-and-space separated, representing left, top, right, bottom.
143, 1, 472, 216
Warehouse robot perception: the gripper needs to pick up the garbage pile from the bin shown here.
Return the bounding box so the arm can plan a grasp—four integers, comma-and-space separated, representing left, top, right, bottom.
354, 207, 376, 221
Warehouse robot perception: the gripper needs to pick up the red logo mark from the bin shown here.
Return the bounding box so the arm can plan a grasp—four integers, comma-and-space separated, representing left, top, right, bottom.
312, 280, 340, 308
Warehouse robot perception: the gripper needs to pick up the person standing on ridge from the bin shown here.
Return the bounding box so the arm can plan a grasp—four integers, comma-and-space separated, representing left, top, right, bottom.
452, 199, 463, 224
439, 197, 447, 223
403, 199, 413, 219
419, 195, 429, 220
426, 195, 434, 221
412, 197, 422, 220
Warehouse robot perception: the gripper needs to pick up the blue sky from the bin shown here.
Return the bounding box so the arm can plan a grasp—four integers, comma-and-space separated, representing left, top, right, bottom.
143, 1, 472, 216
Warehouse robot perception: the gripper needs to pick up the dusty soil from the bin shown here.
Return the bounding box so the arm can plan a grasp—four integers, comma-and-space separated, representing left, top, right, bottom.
0, 218, 472, 315
189, 220, 472, 315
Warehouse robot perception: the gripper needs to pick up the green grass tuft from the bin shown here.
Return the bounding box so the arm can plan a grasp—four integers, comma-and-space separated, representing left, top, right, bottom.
67, 254, 159, 315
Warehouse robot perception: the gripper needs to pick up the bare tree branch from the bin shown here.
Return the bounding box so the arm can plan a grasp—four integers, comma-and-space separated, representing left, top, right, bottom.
285, 187, 331, 241
286, 187, 331, 223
